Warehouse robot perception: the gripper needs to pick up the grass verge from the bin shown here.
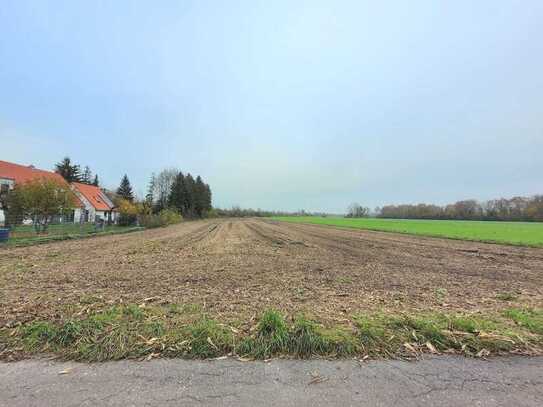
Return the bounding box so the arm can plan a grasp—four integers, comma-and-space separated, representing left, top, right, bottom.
2, 306, 541, 362
0, 226, 144, 248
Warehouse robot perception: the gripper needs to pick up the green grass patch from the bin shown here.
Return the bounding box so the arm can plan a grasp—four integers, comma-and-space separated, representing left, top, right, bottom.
1, 226, 144, 248
504, 308, 543, 335
271, 216, 543, 247
288, 316, 358, 357
9, 306, 543, 361
238, 309, 289, 358
354, 312, 529, 356
179, 319, 234, 358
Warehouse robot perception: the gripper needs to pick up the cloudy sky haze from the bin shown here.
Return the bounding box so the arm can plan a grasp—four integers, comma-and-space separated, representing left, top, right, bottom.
1, 1, 542, 212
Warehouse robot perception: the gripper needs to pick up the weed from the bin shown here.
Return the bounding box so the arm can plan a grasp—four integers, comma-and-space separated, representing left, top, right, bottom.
390, 315, 453, 348
448, 316, 497, 333
288, 316, 328, 357
354, 316, 388, 350
183, 319, 233, 358
239, 310, 357, 358
123, 304, 144, 320
12, 306, 543, 361
435, 288, 448, 302
182, 303, 203, 314
496, 292, 518, 301
316, 327, 358, 356
293, 287, 306, 299
505, 308, 543, 335
22, 321, 58, 349
287, 316, 357, 357
79, 295, 101, 305
237, 309, 289, 358
55, 321, 82, 346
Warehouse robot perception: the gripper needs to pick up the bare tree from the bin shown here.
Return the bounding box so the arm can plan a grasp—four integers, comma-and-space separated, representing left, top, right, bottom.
152, 168, 178, 212
346, 203, 369, 218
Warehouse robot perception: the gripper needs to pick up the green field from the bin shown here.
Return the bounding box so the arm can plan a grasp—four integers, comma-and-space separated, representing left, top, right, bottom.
271, 216, 543, 247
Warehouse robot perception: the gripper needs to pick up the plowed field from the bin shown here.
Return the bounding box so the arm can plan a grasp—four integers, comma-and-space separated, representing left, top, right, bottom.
2, 218, 542, 328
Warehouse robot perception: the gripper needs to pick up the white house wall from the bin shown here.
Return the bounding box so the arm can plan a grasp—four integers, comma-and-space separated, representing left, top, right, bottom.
73, 208, 82, 223
72, 189, 96, 223
0, 178, 14, 226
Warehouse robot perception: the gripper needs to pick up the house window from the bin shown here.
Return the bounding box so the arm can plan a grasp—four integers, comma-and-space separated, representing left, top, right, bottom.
0, 184, 9, 209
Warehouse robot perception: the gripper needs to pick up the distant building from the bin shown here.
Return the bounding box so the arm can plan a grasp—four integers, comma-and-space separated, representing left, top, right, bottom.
0, 160, 78, 225
0, 159, 67, 189
71, 182, 118, 224
0, 160, 118, 225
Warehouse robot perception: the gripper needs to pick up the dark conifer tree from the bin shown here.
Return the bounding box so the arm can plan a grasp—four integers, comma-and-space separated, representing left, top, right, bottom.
183, 173, 196, 218
168, 172, 186, 214
92, 174, 99, 186
194, 175, 207, 217
117, 174, 134, 202
145, 173, 155, 206
54, 157, 81, 183
204, 183, 212, 211
82, 166, 93, 184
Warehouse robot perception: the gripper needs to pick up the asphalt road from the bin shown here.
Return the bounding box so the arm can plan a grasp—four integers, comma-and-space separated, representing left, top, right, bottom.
1, 356, 542, 406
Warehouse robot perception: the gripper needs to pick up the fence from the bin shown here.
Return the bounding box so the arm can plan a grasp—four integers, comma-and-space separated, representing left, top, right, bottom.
0, 209, 123, 246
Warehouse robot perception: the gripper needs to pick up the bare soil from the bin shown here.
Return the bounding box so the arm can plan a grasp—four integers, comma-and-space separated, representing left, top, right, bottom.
1, 218, 543, 329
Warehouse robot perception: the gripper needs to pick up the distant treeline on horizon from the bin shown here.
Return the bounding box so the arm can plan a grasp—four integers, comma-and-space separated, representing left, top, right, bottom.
376, 194, 543, 222
216, 194, 543, 222
214, 207, 330, 218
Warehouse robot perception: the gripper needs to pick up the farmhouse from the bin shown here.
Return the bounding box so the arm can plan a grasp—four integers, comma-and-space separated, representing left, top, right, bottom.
0, 160, 76, 225
71, 182, 118, 224
0, 159, 118, 226
0, 159, 67, 189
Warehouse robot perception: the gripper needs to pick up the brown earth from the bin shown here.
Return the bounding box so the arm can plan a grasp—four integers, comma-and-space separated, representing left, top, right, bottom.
1, 218, 543, 329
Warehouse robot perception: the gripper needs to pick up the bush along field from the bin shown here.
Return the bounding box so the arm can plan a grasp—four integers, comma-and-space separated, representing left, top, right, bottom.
2, 305, 542, 362
271, 217, 543, 247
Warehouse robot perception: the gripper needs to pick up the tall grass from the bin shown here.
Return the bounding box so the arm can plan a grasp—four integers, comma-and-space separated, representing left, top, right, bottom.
12, 305, 542, 361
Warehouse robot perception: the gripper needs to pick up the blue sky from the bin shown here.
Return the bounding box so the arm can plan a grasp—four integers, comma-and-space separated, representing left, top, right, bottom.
1, 1, 542, 212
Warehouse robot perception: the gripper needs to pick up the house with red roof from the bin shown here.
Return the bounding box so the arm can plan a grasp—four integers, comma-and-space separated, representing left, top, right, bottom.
0, 160, 118, 226
71, 182, 119, 224
0, 159, 67, 188
0, 160, 82, 225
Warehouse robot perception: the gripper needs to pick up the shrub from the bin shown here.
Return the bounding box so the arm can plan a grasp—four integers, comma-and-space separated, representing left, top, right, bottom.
116, 198, 139, 226
140, 209, 182, 228
204, 208, 219, 218
159, 209, 182, 225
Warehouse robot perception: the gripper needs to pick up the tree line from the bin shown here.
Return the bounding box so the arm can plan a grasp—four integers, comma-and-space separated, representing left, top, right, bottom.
55, 157, 99, 186
54, 159, 214, 220
376, 195, 543, 222
1, 157, 214, 229
145, 169, 212, 219
213, 207, 326, 217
